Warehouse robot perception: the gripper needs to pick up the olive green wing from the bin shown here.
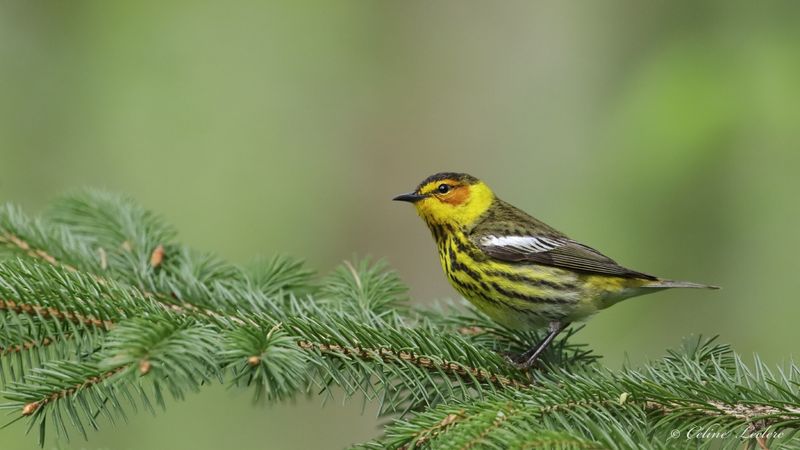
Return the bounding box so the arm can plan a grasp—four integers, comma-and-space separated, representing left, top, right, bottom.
472, 233, 656, 279
470, 198, 656, 279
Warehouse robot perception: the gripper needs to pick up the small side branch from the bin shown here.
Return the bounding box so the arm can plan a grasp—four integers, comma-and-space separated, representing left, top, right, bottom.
1, 232, 256, 328
460, 405, 515, 450
21, 365, 127, 416
401, 411, 464, 449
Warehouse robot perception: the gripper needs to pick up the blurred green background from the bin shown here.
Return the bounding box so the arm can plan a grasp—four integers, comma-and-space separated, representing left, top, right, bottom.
2, 1, 799, 449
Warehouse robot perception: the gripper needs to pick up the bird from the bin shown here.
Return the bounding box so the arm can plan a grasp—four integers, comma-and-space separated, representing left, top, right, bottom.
393, 172, 719, 369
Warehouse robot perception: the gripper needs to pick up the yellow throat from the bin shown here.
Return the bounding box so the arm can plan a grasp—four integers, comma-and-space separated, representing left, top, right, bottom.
412, 177, 495, 229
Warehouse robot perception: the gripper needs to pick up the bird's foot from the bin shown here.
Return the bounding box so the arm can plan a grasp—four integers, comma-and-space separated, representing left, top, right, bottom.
503, 352, 541, 370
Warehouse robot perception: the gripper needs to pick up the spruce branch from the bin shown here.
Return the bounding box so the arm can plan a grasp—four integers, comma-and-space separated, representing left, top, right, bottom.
222, 322, 312, 402
1, 202, 260, 328
1, 191, 798, 449
2, 194, 533, 442
245, 254, 316, 297
320, 258, 410, 324
363, 336, 800, 449
13, 364, 127, 419
0, 305, 106, 385
0, 205, 95, 274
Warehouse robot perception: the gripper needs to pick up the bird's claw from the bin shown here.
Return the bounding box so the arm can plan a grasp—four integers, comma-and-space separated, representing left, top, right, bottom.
502, 352, 539, 370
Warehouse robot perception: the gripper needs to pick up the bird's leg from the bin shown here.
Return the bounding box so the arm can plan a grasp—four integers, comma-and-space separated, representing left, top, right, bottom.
513, 321, 569, 369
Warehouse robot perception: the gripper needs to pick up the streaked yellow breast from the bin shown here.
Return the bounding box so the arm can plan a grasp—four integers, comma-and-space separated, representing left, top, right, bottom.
427, 227, 651, 330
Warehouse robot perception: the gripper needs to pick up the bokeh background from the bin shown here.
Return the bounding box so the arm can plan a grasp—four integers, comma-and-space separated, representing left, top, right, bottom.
2, 1, 799, 449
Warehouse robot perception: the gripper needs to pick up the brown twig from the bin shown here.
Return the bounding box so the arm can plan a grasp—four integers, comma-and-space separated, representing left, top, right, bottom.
707, 400, 800, 422
1, 336, 64, 356
21, 365, 128, 416
644, 399, 800, 433
297, 340, 528, 389
0, 299, 113, 330
1, 233, 78, 272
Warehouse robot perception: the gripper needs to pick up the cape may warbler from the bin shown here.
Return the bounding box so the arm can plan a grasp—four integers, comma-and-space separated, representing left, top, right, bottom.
394, 172, 718, 368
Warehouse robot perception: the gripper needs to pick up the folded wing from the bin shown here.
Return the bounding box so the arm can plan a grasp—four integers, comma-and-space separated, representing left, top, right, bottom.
474, 234, 656, 280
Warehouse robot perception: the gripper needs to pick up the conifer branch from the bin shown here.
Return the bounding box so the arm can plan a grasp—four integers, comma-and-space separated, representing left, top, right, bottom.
1, 212, 255, 329
362, 337, 800, 449
19, 365, 127, 417
1, 191, 798, 449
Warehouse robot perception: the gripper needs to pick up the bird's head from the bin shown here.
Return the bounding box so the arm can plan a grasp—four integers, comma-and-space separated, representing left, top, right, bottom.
393, 172, 495, 227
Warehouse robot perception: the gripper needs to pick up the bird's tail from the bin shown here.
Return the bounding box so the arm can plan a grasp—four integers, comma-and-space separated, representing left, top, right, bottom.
645, 279, 720, 290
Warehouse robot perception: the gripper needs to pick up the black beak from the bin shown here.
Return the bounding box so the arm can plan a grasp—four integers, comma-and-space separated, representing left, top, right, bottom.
392, 192, 426, 203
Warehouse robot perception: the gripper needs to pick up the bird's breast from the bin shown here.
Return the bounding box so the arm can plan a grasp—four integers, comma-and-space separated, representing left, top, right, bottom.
431, 229, 584, 329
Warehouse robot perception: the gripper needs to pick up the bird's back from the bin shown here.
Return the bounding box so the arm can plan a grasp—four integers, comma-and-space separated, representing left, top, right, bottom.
470, 199, 565, 238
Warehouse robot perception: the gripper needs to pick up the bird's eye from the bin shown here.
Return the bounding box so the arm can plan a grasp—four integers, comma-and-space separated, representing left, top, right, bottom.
437, 184, 451, 194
